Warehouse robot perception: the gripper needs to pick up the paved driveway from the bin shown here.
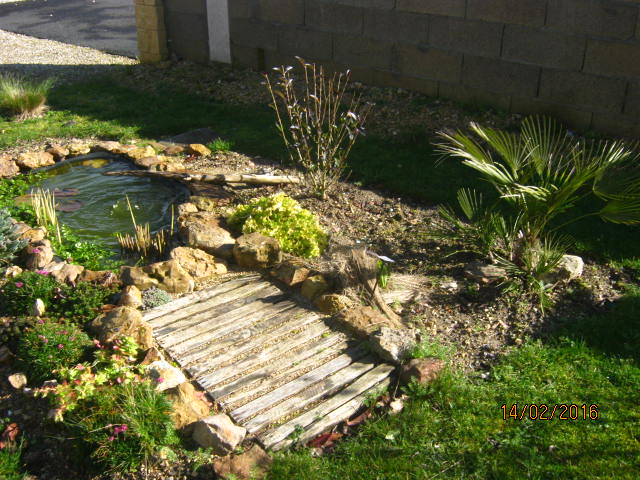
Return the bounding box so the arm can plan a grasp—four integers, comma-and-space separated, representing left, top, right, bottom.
0, 0, 137, 57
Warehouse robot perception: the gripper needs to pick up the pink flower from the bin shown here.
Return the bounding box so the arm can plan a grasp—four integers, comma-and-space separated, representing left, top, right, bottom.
37, 319, 44, 324
57, 344, 64, 349
109, 436, 115, 442
36, 269, 50, 275
116, 377, 122, 384
74, 379, 81, 384
33, 248, 40, 253
120, 424, 128, 432
69, 336, 75, 341
76, 364, 85, 370
14, 282, 23, 288
66, 257, 72, 262
157, 377, 165, 384
42, 338, 48, 343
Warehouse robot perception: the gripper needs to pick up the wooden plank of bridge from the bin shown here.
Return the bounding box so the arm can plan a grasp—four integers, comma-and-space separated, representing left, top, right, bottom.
144, 274, 396, 451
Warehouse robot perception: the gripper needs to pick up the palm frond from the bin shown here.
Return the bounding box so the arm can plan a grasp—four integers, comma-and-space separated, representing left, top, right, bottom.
599, 199, 640, 224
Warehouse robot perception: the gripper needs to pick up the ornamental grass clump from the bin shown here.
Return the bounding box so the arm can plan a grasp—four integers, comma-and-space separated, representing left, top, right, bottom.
435, 116, 640, 305
264, 57, 372, 199
0, 73, 55, 120
228, 193, 328, 258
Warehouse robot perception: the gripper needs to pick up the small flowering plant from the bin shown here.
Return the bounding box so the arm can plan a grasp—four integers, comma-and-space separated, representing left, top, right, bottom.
0, 271, 59, 316
16, 318, 91, 383
37, 336, 143, 421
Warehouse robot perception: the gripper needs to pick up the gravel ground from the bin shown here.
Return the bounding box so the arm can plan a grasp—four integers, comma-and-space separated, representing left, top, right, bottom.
0, 28, 137, 82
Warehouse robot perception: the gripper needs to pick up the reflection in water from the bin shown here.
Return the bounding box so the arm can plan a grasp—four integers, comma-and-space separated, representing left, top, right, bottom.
28, 155, 188, 251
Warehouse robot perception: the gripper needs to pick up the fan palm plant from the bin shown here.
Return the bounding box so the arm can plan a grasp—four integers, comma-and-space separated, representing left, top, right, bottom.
435, 116, 640, 299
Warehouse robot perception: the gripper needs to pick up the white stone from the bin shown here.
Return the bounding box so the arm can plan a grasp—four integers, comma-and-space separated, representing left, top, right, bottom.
192, 414, 246, 455
145, 360, 186, 391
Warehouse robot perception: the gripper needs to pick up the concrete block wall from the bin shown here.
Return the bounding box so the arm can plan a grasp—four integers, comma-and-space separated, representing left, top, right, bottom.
158, 0, 640, 137
164, 0, 210, 63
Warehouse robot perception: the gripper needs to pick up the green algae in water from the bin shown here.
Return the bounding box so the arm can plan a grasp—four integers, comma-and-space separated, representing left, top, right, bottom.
29, 154, 188, 251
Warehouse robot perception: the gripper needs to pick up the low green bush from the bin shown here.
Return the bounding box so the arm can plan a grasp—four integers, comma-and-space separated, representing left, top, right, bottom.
49, 281, 118, 325
141, 286, 173, 310
0, 316, 35, 352
51, 225, 120, 271
66, 381, 178, 473
228, 193, 328, 258
16, 319, 91, 383
0, 271, 60, 316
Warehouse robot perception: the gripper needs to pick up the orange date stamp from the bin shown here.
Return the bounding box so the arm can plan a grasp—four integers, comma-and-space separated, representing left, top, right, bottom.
501, 404, 599, 420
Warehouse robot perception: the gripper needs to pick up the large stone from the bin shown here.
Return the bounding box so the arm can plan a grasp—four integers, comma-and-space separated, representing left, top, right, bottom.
120, 260, 195, 294
188, 143, 212, 156
49, 263, 85, 285
8, 373, 27, 390
164, 145, 185, 156
165, 382, 212, 432
400, 357, 446, 385
45, 145, 70, 161
179, 212, 236, 259
273, 260, 310, 287
192, 414, 246, 455
369, 326, 422, 364
90, 306, 153, 349
314, 293, 353, 315
463, 261, 507, 284
233, 233, 282, 269
145, 360, 187, 391
13, 223, 46, 243
25, 240, 54, 269
176, 202, 198, 216
3, 265, 22, 278
133, 155, 163, 168
154, 161, 185, 172
335, 306, 395, 339
67, 142, 91, 156
169, 246, 227, 281
126, 145, 156, 161
0, 154, 20, 178
16, 151, 55, 170
213, 443, 272, 480
118, 285, 143, 308
93, 141, 123, 153
79, 269, 120, 287
30, 299, 46, 317
542, 254, 584, 283
191, 195, 224, 212
300, 274, 329, 301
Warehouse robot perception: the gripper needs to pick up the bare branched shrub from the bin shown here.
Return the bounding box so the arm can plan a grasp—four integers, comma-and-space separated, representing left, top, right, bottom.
263, 57, 373, 199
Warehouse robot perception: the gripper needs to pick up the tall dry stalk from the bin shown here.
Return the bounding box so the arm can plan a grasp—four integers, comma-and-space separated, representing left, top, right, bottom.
263, 57, 372, 199
116, 196, 172, 260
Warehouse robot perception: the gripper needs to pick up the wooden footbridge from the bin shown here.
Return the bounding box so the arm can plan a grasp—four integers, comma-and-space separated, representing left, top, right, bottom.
143, 274, 396, 451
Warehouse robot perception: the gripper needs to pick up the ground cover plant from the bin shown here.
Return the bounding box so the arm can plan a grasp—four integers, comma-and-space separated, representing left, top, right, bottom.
228, 192, 328, 258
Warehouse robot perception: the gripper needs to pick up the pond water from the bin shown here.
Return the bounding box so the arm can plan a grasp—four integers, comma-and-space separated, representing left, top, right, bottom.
27, 153, 188, 251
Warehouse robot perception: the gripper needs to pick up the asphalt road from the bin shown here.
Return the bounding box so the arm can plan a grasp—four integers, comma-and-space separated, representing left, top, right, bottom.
0, 0, 137, 57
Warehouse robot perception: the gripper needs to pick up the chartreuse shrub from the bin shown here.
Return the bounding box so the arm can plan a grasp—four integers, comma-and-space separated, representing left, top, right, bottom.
16, 318, 91, 383
228, 193, 328, 258
66, 381, 178, 473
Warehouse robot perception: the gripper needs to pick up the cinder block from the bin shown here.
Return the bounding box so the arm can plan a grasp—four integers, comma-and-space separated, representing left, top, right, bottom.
438, 82, 511, 112
624, 81, 640, 116
584, 39, 640, 78
428, 16, 503, 58
138, 28, 167, 54
591, 112, 640, 139
165, 11, 209, 62
467, 0, 546, 27
462, 55, 540, 97
278, 27, 333, 61
257, 0, 304, 25
538, 69, 626, 114
164, 0, 206, 15
134, 4, 165, 31
305, 2, 364, 34
396, 0, 465, 18
546, 0, 638, 41
229, 0, 256, 19
230, 44, 262, 69
333, 34, 392, 70
510, 96, 593, 131
363, 9, 428, 44
502, 25, 585, 70
395, 44, 462, 82
230, 18, 278, 51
